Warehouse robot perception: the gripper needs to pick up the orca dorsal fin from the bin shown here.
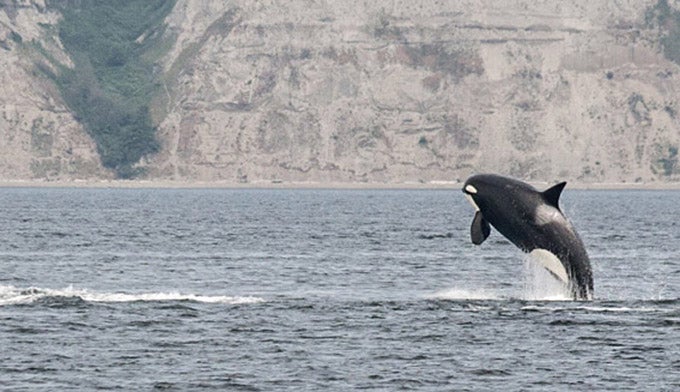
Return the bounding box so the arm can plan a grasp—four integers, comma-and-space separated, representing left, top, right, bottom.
542, 181, 567, 209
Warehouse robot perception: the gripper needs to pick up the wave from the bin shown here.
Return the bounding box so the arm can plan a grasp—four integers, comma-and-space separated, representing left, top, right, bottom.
0, 285, 264, 306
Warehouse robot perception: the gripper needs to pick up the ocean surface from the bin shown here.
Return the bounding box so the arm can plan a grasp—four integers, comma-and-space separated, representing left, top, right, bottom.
0, 187, 678, 391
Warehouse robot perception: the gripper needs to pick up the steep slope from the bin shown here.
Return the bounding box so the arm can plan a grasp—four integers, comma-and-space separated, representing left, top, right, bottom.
54, 0, 175, 178
151, 0, 680, 184
0, 0, 107, 180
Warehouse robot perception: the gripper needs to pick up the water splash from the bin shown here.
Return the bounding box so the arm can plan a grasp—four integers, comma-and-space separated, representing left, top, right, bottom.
0, 285, 264, 306
428, 254, 573, 302
521, 255, 571, 301
426, 287, 502, 301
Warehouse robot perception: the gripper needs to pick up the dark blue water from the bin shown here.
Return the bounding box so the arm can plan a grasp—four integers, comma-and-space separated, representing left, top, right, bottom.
1, 188, 679, 390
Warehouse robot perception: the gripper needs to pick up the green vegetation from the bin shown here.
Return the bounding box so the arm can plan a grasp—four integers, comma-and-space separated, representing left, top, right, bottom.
654, 144, 679, 177
646, 0, 680, 65
10, 31, 22, 43
52, 0, 176, 178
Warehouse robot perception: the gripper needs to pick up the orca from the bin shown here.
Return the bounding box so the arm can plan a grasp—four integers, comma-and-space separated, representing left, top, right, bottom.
462, 174, 593, 300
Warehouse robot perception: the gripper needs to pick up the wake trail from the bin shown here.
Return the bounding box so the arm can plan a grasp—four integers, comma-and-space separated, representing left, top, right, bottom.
0, 285, 265, 306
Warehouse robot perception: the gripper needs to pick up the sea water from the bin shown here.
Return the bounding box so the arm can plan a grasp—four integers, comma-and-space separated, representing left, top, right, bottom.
0, 187, 678, 390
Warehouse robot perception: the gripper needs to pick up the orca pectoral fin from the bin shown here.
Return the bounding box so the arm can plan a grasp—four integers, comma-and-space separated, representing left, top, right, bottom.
470, 211, 491, 245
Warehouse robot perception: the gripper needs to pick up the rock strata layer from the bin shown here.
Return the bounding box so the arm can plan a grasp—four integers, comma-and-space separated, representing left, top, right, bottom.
1, 0, 679, 184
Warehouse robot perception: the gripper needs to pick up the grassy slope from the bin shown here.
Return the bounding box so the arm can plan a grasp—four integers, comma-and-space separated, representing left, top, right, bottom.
54, 0, 176, 178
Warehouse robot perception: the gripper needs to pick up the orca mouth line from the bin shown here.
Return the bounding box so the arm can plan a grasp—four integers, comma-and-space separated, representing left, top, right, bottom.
464, 193, 480, 212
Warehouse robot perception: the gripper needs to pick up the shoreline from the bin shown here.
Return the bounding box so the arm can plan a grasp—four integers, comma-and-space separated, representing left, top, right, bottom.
1, 179, 680, 190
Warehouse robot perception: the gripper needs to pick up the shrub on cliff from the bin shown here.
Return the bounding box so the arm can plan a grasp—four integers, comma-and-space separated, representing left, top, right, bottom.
646, 0, 680, 65
53, 0, 176, 178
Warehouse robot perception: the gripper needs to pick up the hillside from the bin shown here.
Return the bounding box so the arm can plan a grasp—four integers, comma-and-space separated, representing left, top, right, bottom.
0, 0, 106, 180
1, 0, 680, 185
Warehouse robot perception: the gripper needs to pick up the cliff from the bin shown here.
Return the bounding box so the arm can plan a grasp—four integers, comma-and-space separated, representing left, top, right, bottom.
2, 0, 680, 184
0, 0, 107, 180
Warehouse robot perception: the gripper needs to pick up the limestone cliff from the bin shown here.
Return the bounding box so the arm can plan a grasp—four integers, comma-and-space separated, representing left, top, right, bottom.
2, 0, 680, 184
0, 0, 108, 180
151, 0, 680, 184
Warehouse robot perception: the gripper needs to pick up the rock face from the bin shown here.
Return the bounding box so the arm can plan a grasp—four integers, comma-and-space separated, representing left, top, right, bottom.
150, 0, 680, 184
0, 0, 108, 180
2, 0, 680, 184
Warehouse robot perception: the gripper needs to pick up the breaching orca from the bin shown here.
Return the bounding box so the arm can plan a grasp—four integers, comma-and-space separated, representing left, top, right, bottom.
462, 174, 593, 300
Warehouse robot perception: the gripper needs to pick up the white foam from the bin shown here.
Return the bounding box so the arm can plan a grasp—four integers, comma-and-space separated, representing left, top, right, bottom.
567, 306, 662, 313
0, 285, 264, 306
426, 287, 501, 301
